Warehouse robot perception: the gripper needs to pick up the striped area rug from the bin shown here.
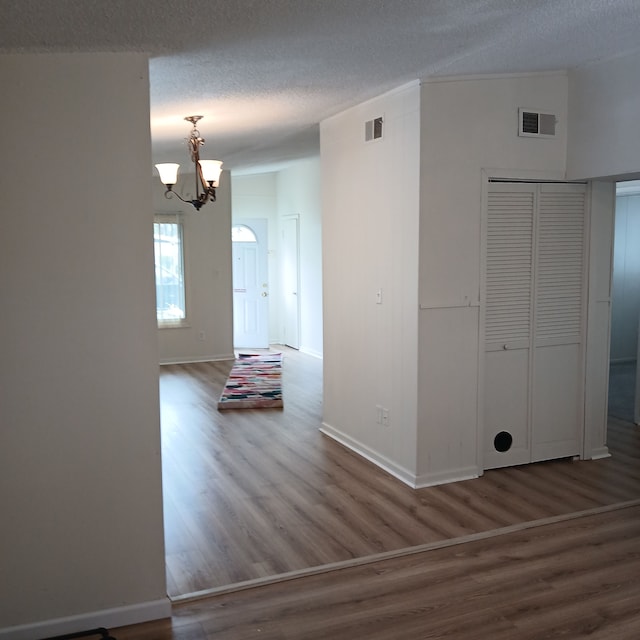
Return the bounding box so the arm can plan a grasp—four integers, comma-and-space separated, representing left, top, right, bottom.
217, 352, 283, 410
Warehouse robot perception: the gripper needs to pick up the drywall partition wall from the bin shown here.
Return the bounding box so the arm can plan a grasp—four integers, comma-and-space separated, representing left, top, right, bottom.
156, 171, 234, 364
567, 50, 640, 181
417, 72, 569, 486
232, 172, 279, 343
276, 157, 323, 358
0, 53, 169, 638
320, 82, 421, 483
610, 192, 640, 362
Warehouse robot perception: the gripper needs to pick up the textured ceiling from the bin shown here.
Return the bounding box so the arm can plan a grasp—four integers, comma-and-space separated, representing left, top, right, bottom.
1, 0, 639, 173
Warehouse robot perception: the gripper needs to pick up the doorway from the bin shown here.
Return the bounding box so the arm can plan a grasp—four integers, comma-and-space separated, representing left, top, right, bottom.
232, 218, 269, 349
609, 181, 640, 424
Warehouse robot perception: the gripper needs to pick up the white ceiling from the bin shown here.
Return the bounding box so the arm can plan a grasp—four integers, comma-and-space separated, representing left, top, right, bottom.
2, 0, 639, 174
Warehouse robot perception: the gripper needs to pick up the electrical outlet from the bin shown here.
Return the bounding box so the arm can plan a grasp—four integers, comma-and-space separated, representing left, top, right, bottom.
198, 330, 206, 341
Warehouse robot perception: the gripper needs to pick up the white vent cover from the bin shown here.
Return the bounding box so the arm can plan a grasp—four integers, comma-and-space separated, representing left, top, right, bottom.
365, 116, 383, 142
518, 108, 557, 138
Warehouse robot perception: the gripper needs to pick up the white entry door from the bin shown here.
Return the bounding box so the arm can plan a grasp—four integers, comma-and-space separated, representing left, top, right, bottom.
282, 216, 300, 349
232, 219, 269, 348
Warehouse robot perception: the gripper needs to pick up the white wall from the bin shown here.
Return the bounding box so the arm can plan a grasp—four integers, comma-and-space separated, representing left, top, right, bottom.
567, 50, 640, 181
417, 72, 569, 485
610, 193, 640, 362
320, 82, 421, 482
156, 171, 234, 363
0, 54, 169, 637
277, 157, 323, 357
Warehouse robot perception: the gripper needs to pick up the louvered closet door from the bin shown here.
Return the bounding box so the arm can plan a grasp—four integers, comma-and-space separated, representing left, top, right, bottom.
483, 182, 587, 470
531, 183, 587, 461
483, 183, 535, 469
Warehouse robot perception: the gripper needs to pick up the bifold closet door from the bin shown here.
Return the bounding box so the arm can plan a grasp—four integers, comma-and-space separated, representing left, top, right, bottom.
483, 184, 535, 469
531, 183, 587, 461
483, 182, 587, 470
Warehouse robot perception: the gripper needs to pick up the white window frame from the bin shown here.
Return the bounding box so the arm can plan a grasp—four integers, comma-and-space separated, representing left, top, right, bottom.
154, 214, 189, 329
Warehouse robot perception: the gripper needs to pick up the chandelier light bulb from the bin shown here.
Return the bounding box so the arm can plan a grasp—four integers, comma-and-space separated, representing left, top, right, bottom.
199, 160, 223, 186
155, 163, 180, 187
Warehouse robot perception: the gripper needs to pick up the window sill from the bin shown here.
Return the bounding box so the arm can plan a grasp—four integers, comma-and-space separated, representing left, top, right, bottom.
157, 321, 191, 330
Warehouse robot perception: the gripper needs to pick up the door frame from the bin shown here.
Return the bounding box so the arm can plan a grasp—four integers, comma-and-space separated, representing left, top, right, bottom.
282, 214, 301, 349
478, 169, 595, 472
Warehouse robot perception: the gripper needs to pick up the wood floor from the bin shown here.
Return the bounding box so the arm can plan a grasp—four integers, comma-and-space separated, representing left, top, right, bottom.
116, 502, 640, 639
159, 347, 640, 602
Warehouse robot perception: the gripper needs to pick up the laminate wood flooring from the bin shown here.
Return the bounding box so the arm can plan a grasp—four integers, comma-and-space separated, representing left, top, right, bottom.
116, 502, 640, 639
160, 347, 640, 600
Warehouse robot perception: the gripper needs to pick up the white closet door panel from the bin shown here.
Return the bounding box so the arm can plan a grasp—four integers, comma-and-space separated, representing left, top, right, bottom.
484, 349, 531, 469
532, 184, 586, 461
532, 344, 582, 461
484, 185, 534, 469
485, 188, 534, 349
535, 186, 586, 344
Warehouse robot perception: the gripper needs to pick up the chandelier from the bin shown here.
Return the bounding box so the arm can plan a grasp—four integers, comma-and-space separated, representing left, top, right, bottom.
155, 115, 223, 211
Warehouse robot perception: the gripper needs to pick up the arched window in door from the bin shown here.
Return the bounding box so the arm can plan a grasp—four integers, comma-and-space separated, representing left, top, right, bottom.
232, 224, 257, 243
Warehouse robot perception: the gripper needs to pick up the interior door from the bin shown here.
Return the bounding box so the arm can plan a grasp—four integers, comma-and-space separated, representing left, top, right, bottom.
282, 216, 300, 349
232, 219, 269, 349
531, 183, 587, 461
483, 184, 535, 469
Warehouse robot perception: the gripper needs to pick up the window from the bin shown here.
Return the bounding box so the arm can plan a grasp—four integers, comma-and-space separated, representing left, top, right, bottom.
154, 218, 186, 326
231, 224, 257, 242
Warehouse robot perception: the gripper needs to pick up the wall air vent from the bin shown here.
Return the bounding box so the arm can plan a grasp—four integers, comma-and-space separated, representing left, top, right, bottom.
518, 108, 557, 138
365, 116, 384, 142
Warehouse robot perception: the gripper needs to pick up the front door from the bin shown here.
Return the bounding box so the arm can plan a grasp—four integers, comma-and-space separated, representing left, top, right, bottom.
232, 219, 269, 348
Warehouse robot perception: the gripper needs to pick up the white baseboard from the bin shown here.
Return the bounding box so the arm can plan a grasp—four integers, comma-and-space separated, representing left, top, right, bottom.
610, 357, 637, 365
414, 466, 481, 488
299, 347, 323, 360
589, 446, 611, 460
320, 423, 482, 490
160, 353, 235, 365
320, 423, 417, 488
0, 598, 171, 640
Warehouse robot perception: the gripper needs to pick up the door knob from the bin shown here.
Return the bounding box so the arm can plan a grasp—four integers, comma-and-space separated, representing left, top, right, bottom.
262, 292, 269, 297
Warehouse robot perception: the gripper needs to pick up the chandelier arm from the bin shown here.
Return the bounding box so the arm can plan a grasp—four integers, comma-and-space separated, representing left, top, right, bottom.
191, 139, 213, 205
196, 160, 209, 196
163, 189, 206, 211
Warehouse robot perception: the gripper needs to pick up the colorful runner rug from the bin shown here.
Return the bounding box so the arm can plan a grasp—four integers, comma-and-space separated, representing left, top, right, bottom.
217, 352, 283, 410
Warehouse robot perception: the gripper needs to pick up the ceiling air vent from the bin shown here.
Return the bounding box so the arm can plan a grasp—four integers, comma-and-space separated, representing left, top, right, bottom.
365, 116, 384, 142
518, 108, 557, 138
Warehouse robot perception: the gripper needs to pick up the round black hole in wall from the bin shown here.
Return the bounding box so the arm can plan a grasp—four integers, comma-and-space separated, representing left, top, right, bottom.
494, 431, 513, 453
